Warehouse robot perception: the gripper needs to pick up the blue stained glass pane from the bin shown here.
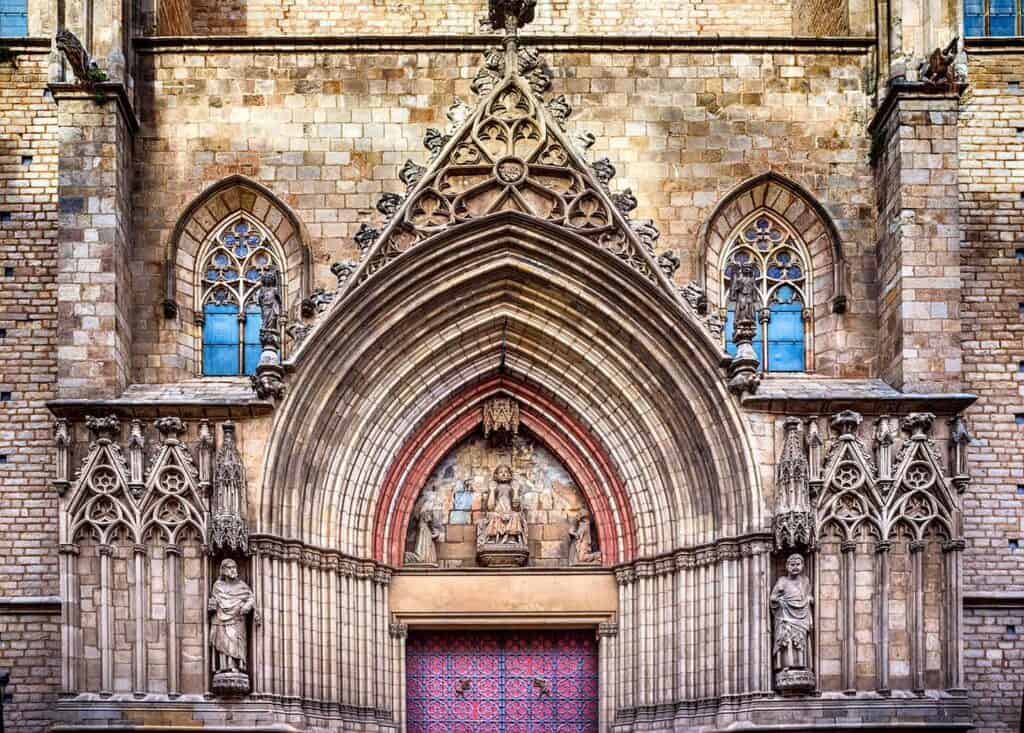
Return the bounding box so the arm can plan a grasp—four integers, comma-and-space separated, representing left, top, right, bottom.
990, 15, 1017, 35
243, 304, 262, 376
766, 302, 805, 372
234, 220, 248, 235
234, 245, 249, 258
964, 14, 984, 35
203, 303, 239, 375
0, 0, 27, 36
724, 306, 762, 367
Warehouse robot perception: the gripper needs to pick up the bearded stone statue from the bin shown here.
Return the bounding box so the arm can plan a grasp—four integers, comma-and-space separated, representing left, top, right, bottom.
209, 558, 258, 694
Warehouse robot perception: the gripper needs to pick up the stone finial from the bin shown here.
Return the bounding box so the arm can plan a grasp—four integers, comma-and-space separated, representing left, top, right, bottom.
900, 412, 935, 440
155, 417, 185, 443
331, 260, 358, 290
85, 415, 121, 443
657, 251, 681, 279
376, 192, 404, 220
830, 410, 862, 437
354, 222, 380, 254
590, 157, 616, 189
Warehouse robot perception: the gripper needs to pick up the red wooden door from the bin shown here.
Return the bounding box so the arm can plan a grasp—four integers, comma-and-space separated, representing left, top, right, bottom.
406, 629, 599, 733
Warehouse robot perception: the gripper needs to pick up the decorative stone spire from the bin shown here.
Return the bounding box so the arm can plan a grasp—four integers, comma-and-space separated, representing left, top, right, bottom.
209, 422, 249, 555
772, 417, 813, 552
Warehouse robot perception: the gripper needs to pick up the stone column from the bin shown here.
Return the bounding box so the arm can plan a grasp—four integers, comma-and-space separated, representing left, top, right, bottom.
869, 85, 962, 393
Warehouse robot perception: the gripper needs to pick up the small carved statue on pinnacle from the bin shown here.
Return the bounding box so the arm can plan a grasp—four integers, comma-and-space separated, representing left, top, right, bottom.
209, 422, 249, 555
56, 29, 108, 85
727, 262, 761, 395
771, 553, 815, 694
209, 558, 258, 695
257, 269, 282, 357
568, 510, 601, 566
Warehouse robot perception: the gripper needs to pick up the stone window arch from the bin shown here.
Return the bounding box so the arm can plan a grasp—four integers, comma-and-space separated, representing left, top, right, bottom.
720, 211, 812, 372
164, 176, 311, 376
196, 213, 285, 376
700, 173, 846, 375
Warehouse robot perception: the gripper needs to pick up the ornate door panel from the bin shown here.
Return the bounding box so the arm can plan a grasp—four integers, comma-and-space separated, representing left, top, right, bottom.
407, 630, 598, 733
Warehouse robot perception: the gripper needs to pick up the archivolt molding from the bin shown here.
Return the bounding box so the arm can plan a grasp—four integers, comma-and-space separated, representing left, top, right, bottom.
260, 215, 763, 560
699, 172, 846, 316
164, 175, 311, 327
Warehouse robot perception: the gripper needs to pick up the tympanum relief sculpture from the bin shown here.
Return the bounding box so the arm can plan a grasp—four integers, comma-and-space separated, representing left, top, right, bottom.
771, 553, 815, 693
402, 424, 599, 568
477, 464, 530, 567
209, 558, 259, 695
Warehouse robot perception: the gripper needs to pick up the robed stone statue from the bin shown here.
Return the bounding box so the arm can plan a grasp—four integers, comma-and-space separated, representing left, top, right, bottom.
770, 553, 815, 693
406, 483, 442, 566
476, 464, 529, 567
209, 558, 258, 694
568, 510, 601, 565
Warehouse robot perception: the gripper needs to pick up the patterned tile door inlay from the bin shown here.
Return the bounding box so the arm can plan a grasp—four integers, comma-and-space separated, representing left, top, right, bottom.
407, 630, 598, 733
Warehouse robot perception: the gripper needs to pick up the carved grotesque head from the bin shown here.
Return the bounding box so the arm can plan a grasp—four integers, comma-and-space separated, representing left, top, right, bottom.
493, 464, 513, 483
786, 554, 804, 577
220, 558, 239, 580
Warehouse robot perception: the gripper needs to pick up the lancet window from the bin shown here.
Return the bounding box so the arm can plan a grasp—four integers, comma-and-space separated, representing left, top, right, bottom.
721, 212, 811, 372
198, 215, 284, 376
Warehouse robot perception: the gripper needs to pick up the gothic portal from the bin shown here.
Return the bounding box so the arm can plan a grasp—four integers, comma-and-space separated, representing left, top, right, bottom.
3, 0, 1020, 730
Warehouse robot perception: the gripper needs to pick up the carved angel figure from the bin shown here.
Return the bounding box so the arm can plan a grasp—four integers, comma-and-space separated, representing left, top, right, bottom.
771, 554, 813, 673
208, 559, 257, 674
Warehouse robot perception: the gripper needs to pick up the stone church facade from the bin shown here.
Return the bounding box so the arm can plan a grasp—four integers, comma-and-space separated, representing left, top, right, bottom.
1, 0, 1023, 730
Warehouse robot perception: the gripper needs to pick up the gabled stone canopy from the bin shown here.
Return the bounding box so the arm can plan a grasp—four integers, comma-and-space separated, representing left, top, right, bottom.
345, 38, 680, 301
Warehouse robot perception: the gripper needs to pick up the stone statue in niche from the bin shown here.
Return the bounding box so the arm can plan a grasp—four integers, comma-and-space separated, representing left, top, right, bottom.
476, 464, 529, 567
568, 510, 601, 565
405, 483, 442, 566
771, 553, 815, 694
257, 269, 282, 352
209, 558, 259, 695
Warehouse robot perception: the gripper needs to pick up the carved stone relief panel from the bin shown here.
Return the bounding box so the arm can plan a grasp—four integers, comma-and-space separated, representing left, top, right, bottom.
403, 428, 596, 567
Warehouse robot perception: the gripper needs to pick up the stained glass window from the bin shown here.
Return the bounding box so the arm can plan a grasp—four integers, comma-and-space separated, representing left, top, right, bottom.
0, 0, 27, 36
198, 216, 283, 376
966, 0, 1022, 36
722, 213, 810, 373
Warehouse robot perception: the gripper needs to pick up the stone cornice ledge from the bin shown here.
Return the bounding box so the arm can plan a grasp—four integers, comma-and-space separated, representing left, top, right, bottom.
48, 81, 140, 134
134, 34, 874, 55
742, 377, 976, 415
0, 36, 52, 53
867, 79, 966, 134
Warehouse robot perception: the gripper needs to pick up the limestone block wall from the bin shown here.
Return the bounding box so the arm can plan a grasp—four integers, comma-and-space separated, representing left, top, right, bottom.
186, 0, 798, 38
958, 48, 1024, 732
872, 89, 963, 393
55, 91, 135, 398
131, 43, 878, 383
0, 42, 62, 733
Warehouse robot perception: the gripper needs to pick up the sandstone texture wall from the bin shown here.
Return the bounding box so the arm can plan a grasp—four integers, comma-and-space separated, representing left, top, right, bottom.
959, 49, 1024, 731
0, 44, 62, 731
132, 45, 877, 383
188, 0, 796, 37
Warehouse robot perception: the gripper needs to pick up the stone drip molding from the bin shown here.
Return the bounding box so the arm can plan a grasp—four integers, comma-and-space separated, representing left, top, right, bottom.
248, 534, 395, 580
612, 533, 774, 580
